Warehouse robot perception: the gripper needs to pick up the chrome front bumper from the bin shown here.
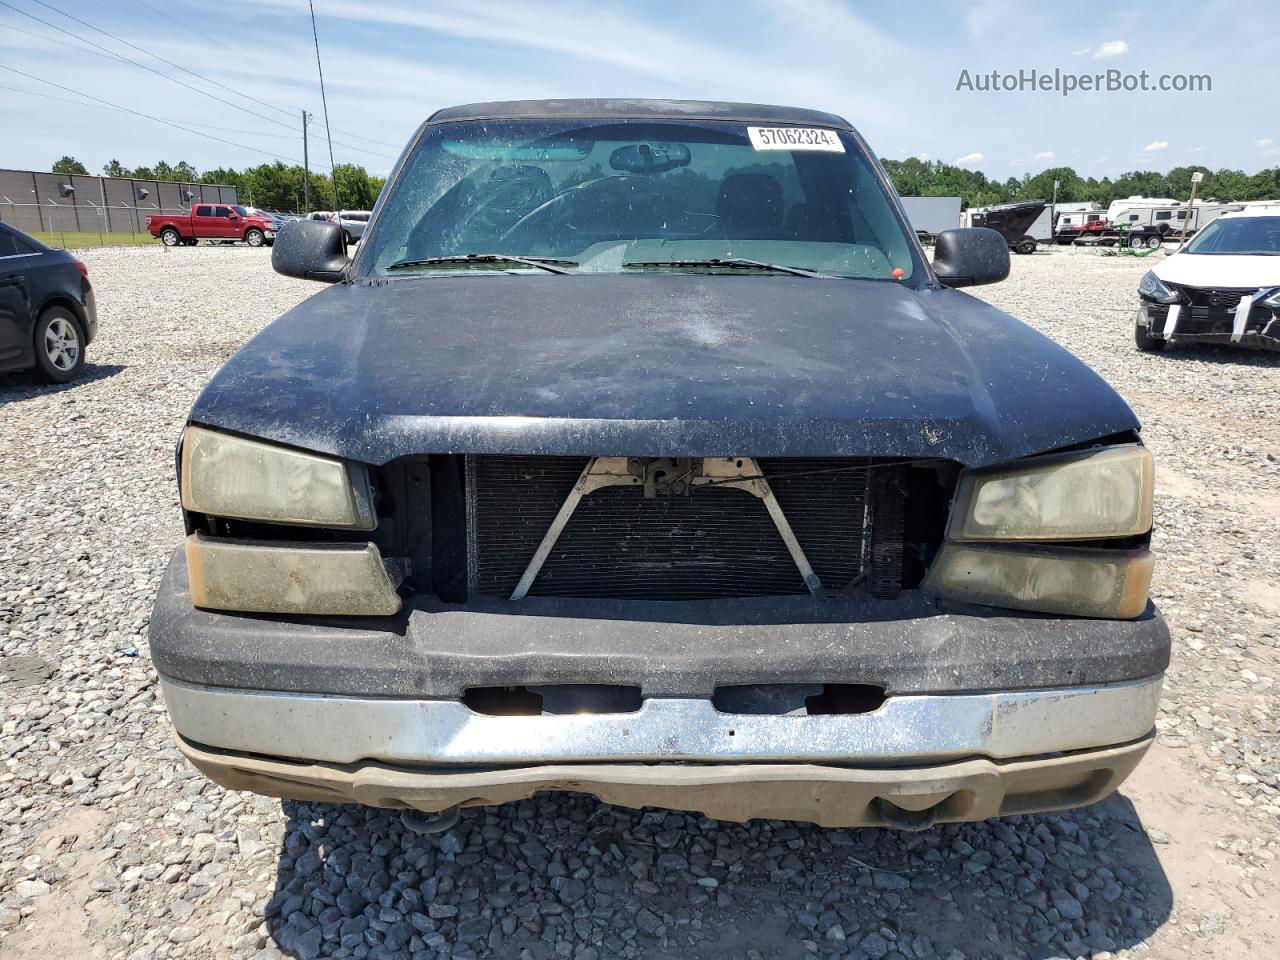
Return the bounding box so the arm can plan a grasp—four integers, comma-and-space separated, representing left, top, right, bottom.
159, 674, 1163, 767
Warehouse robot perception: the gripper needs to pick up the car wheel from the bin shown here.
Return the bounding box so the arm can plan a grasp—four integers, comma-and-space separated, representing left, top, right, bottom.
245, 228, 265, 247
161, 228, 181, 246
34, 307, 86, 383
1146, 235, 1163, 250
184, 238, 199, 246
1015, 237, 1036, 255
1135, 322, 1167, 353
1128, 235, 1145, 249
343, 230, 354, 245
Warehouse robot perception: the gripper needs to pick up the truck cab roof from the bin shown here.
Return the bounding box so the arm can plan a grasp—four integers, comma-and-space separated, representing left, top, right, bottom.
426, 98, 852, 130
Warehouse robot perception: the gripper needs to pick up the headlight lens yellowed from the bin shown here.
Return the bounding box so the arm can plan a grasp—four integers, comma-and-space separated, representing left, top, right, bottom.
949, 445, 1153, 541
185, 534, 401, 616
181, 426, 375, 529
924, 543, 1154, 619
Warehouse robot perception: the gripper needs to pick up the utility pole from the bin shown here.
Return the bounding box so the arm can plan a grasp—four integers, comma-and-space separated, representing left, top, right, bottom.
1051, 178, 1060, 233
302, 110, 312, 212
1178, 171, 1204, 247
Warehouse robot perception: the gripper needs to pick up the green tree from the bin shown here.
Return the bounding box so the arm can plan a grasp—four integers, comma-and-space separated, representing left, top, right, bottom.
52, 155, 88, 174
102, 159, 127, 178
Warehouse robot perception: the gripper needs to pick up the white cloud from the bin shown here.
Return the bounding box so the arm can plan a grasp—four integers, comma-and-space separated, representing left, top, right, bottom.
1072, 46, 1092, 56
1189, 146, 1206, 153
911, 152, 929, 161
955, 152, 984, 165
1264, 146, 1280, 157
1009, 158, 1024, 166
1257, 138, 1275, 147
1143, 140, 1170, 152
1096, 156, 1109, 163
1034, 151, 1056, 161
1093, 40, 1129, 60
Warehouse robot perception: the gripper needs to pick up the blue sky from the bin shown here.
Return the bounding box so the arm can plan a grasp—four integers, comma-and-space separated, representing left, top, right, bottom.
2, 0, 1278, 181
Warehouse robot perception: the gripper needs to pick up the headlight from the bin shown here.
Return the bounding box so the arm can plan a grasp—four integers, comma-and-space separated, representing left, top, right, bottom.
949, 444, 1153, 541
186, 534, 400, 615
1138, 270, 1181, 304
924, 543, 1154, 619
180, 425, 375, 529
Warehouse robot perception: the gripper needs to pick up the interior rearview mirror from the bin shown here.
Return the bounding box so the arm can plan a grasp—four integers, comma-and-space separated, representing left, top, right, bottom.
609, 142, 691, 174
932, 227, 1011, 288
272, 219, 350, 283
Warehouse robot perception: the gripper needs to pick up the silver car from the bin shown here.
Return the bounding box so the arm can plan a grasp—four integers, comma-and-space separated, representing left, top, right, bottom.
330, 210, 371, 243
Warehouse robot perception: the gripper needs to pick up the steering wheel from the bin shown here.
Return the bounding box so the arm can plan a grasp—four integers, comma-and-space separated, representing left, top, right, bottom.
499, 176, 670, 247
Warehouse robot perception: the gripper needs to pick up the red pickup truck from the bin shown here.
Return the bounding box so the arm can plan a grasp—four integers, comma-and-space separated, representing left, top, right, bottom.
146, 204, 279, 247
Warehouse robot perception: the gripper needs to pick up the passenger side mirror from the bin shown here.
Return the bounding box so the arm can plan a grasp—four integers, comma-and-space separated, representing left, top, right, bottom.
272, 219, 350, 283
932, 227, 1010, 288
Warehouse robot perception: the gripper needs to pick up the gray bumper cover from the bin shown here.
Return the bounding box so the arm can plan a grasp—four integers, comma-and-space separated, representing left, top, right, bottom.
149, 549, 1171, 699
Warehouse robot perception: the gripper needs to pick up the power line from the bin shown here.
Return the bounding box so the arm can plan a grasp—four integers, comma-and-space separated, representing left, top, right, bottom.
0, 0, 297, 132
29, 0, 301, 123
0, 81, 331, 153
127, 0, 401, 150
308, 0, 339, 209
0, 64, 319, 168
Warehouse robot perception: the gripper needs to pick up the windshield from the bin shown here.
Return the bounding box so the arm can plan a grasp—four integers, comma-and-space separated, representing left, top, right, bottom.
232, 205, 251, 216
358, 119, 919, 280
1184, 216, 1280, 255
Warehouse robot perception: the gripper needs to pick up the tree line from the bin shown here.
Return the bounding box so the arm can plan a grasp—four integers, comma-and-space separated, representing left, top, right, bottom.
52, 155, 386, 212
879, 157, 1280, 209
52, 153, 1280, 213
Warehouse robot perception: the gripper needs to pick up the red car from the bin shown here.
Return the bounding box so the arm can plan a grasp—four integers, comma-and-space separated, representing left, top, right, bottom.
146, 203, 278, 247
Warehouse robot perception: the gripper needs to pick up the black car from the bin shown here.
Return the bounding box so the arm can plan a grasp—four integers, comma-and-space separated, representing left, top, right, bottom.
151, 100, 1166, 830
0, 221, 98, 383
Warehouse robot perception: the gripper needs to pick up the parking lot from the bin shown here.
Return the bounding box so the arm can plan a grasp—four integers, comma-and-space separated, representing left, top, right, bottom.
1, 244, 1277, 959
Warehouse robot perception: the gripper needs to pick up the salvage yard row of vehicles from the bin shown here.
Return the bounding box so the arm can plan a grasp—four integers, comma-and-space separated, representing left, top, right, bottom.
1053, 196, 1248, 248
145, 207, 370, 247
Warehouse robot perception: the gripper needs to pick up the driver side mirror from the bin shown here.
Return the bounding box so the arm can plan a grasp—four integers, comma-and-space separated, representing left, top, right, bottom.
932, 228, 1010, 288
272, 219, 350, 283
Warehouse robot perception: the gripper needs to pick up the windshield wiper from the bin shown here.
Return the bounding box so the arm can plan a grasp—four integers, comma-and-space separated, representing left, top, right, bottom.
623, 257, 833, 278
387, 254, 578, 275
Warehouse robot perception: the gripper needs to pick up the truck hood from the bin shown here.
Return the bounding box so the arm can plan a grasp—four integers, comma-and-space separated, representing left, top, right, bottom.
189, 274, 1138, 467
1154, 251, 1280, 289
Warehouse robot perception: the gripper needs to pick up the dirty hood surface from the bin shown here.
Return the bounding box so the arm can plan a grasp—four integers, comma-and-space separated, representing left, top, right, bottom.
190, 273, 1139, 467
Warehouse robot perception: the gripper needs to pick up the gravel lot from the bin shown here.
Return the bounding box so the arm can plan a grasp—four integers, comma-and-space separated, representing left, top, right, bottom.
1, 244, 1277, 960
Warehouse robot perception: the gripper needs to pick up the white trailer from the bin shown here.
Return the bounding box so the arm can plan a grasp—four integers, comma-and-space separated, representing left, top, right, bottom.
899, 196, 961, 243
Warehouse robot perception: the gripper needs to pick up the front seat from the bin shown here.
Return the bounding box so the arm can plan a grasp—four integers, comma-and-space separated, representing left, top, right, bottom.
716, 173, 784, 239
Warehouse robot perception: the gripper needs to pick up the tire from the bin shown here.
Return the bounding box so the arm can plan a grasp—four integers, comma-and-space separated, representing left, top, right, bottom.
343, 230, 354, 245
33, 307, 86, 383
1135, 322, 1167, 353
1128, 235, 1145, 249
1015, 237, 1036, 255
183, 238, 199, 246
1146, 235, 1163, 250
160, 228, 181, 247
244, 228, 265, 247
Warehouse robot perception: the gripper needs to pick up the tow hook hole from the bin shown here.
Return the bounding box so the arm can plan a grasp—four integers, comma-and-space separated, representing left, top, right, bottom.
463, 684, 642, 716
711, 683, 886, 716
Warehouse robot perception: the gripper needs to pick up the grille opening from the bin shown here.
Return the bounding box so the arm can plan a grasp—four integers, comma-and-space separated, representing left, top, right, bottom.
463, 684, 642, 716
712, 683, 886, 716
469, 455, 910, 601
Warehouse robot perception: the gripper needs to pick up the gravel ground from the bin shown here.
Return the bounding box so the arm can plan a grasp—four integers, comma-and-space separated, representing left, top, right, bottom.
1, 244, 1277, 960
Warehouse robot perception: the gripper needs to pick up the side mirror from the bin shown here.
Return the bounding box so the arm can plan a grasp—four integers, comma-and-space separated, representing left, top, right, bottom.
272, 219, 350, 283
228, 213, 240, 222
932, 227, 1010, 288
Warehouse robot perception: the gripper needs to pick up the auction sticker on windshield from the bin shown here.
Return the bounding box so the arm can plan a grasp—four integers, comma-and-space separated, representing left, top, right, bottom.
747, 127, 844, 152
